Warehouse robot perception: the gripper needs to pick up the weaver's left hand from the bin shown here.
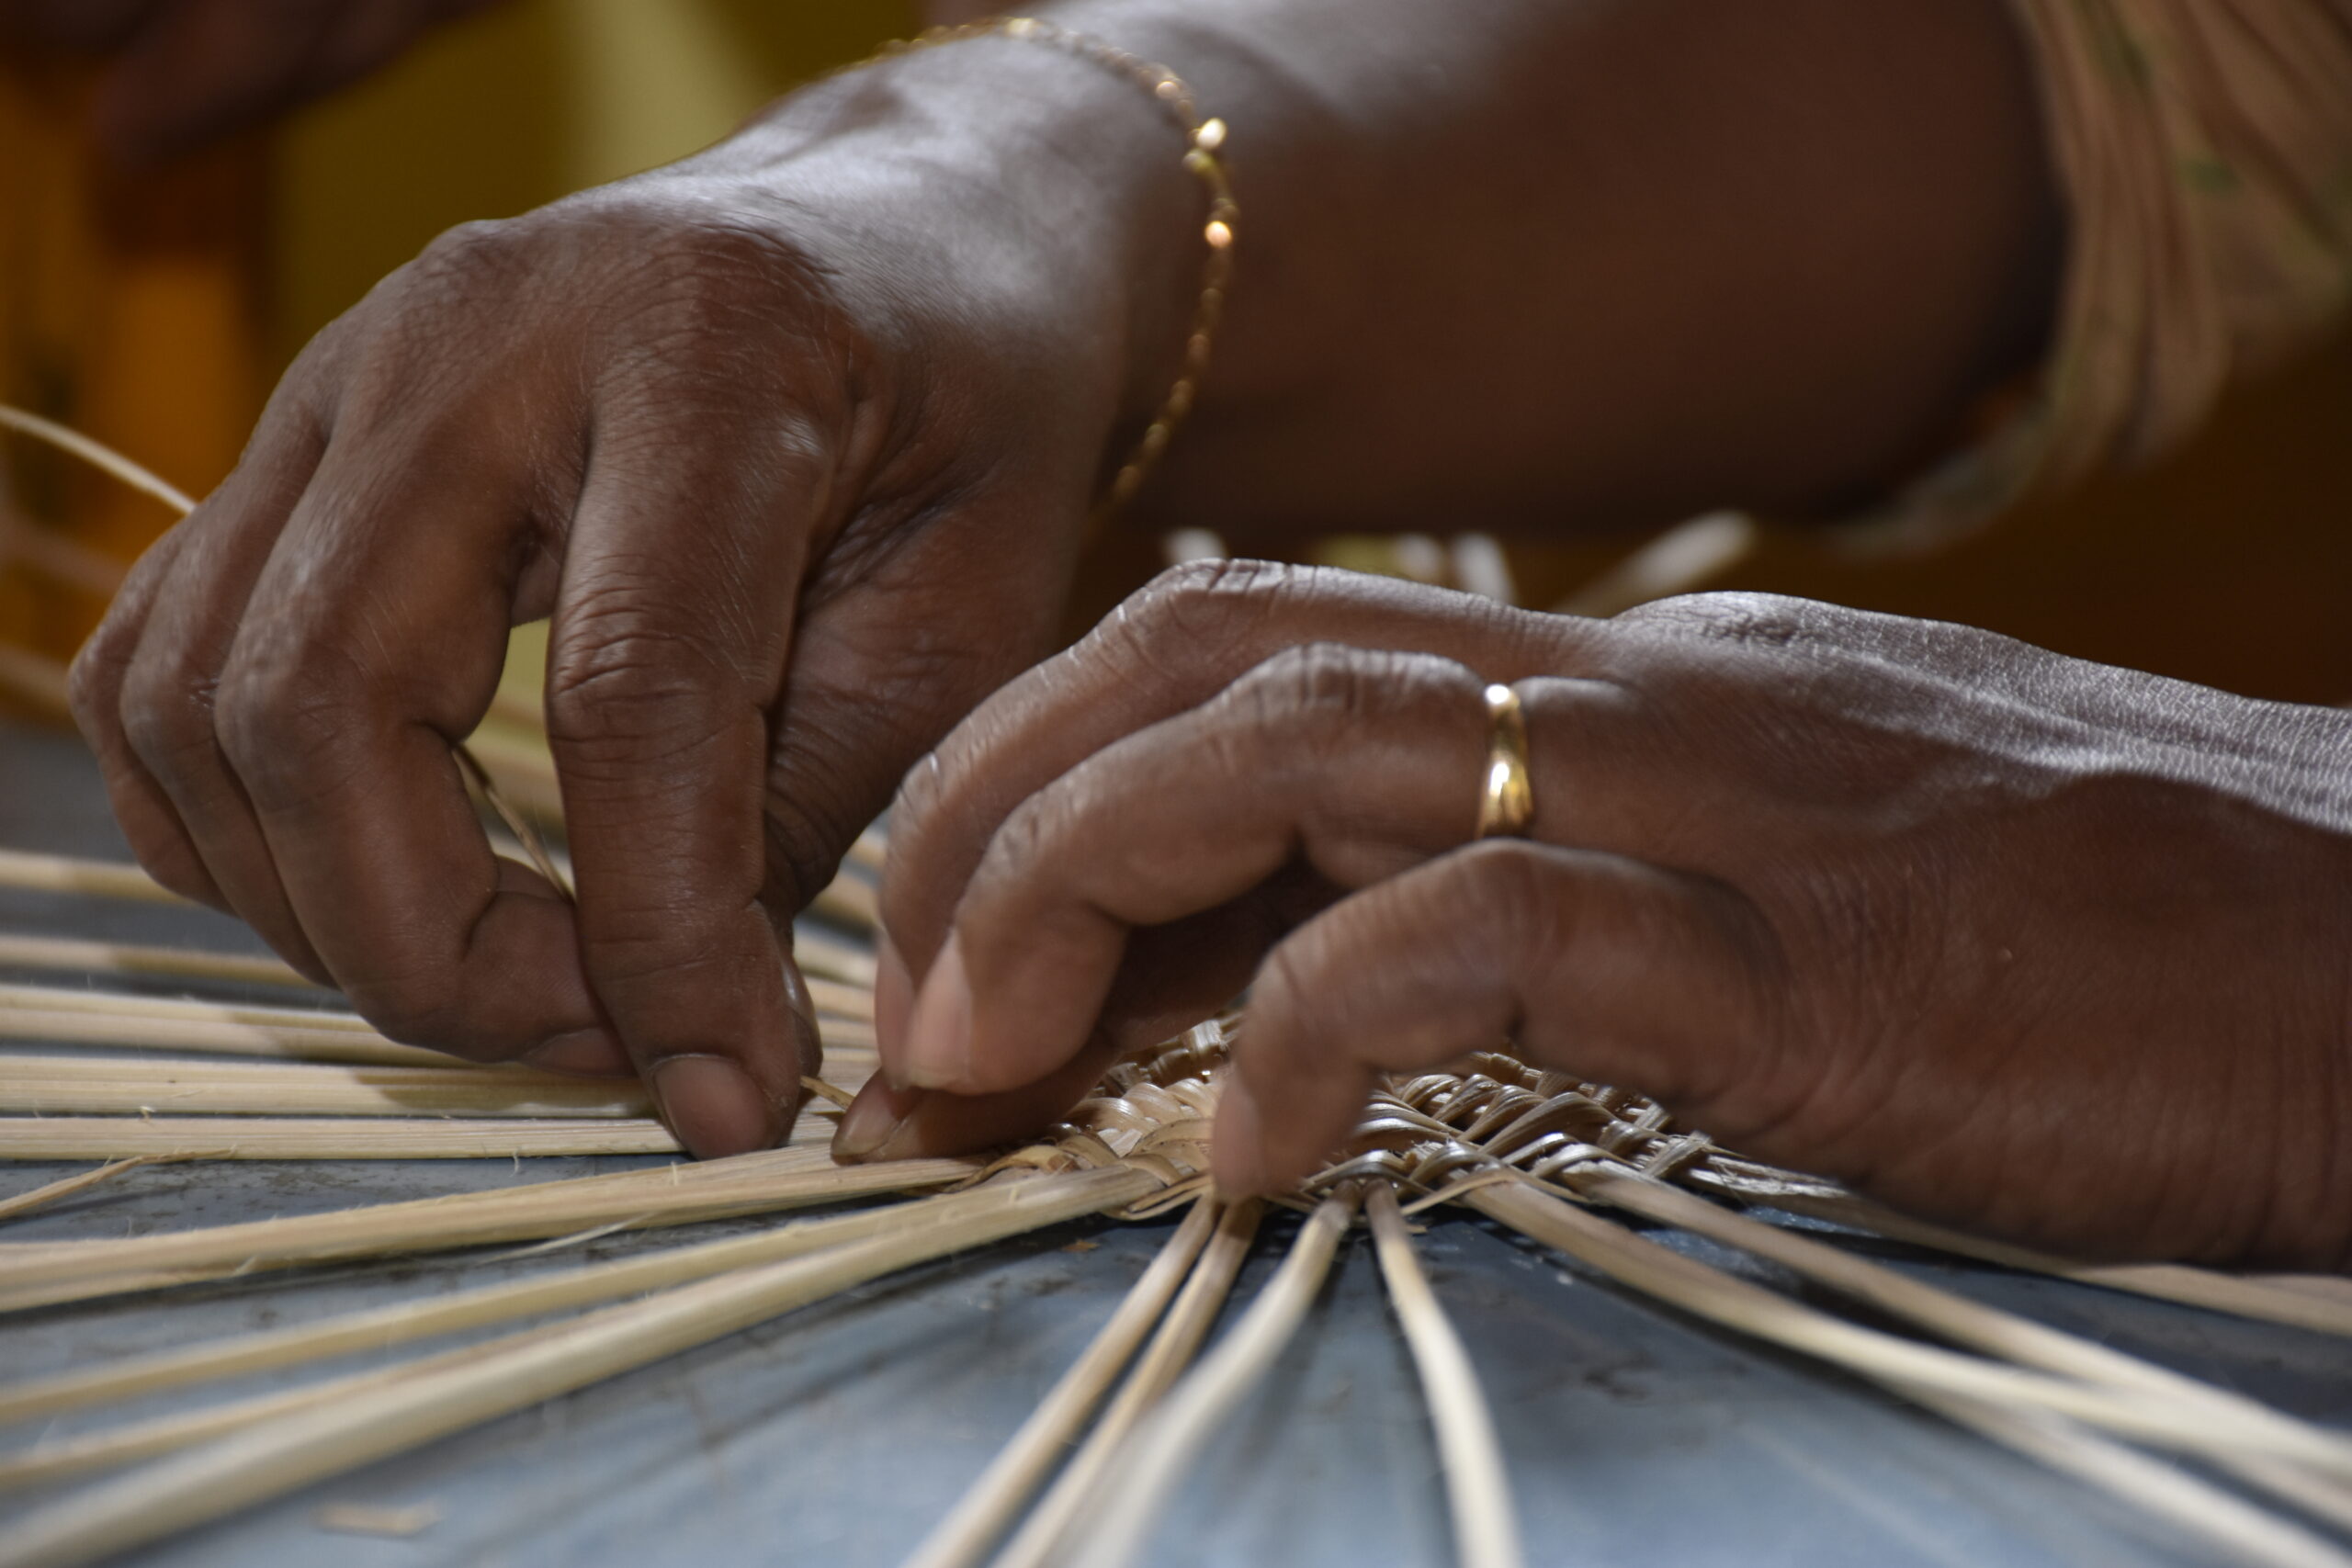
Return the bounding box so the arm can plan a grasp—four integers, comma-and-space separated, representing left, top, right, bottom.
839, 561, 2352, 1269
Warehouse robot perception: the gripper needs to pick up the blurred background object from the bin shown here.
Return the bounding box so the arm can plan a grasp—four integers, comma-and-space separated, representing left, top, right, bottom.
3, 0, 2347, 723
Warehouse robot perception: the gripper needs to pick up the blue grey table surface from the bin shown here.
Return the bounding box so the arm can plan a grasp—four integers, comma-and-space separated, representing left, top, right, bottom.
0, 718, 2345, 1568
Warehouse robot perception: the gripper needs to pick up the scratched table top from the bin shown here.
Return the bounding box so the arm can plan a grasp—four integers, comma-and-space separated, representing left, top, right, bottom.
0, 717, 2344, 1568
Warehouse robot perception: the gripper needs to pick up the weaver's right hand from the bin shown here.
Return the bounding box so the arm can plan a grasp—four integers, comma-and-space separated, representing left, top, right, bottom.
68, 41, 1204, 1157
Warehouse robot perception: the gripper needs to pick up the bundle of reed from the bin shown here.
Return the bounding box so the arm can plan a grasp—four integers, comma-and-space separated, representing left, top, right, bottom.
5, 1017, 2350, 1568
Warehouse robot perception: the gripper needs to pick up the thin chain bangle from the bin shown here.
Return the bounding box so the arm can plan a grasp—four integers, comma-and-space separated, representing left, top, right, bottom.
868, 16, 1236, 523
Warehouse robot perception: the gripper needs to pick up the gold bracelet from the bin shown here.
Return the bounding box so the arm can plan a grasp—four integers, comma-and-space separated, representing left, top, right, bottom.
870, 17, 1236, 521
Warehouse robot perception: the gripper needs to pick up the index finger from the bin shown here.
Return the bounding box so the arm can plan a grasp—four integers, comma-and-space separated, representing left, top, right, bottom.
543, 400, 832, 1158
878, 559, 1590, 1023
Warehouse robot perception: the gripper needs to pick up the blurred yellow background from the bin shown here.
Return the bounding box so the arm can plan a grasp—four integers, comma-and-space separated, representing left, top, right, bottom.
5, 0, 2348, 717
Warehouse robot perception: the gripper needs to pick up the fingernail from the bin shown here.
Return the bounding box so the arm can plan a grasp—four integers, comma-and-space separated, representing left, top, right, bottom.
650, 1055, 776, 1159
832, 1079, 922, 1162
876, 934, 913, 1057
900, 935, 973, 1090
1213, 1072, 1270, 1201
522, 1029, 632, 1077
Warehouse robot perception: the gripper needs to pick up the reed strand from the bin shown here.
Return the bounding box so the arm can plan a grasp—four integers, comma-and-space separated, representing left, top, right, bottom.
902, 1197, 1222, 1568
0, 1175, 1115, 1432
1057, 1189, 1359, 1568
0, 1165, 1159, 1568
1366, 1183, 1525, 1568
0, 1145, 976, 1312
989, 1199, 1264, 1568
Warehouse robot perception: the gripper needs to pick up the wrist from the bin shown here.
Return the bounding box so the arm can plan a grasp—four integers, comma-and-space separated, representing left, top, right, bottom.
729, 29, 1216, 446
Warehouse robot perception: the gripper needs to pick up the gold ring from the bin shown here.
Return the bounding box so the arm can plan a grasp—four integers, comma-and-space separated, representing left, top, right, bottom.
1476, 682, 1533, 838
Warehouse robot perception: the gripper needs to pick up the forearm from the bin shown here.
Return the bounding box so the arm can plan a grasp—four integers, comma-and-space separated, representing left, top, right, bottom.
895, 0, 2063, 540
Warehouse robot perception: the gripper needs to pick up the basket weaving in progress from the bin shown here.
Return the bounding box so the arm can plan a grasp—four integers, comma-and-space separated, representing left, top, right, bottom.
0, 420, 2348, 1568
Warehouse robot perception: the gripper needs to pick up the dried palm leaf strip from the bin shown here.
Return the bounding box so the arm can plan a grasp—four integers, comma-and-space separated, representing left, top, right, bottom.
987, 1199, 1264, 1568
0, 934, 310, 991
0, 1163, 1159, 1568
0, 1054, 652, 1118
1056, 1189, 1359, 1568
0, 1175, 1123, 1430
1465, 1179, 2352, 1481
1364, 1182, 1525, 1568
0, 1145, 978, 1312
1572, 1165, 2352, 1533
901, 1197, 1222, 1568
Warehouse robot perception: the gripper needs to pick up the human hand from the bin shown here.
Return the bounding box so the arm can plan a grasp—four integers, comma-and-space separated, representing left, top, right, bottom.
0, 0, 507, 165
71, 48, 1201, 1156
852, 561, 2352, 1268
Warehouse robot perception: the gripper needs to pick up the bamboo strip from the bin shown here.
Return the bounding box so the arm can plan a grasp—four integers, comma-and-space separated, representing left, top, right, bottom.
0, 1145, 978, 1310
807, 976, 875, 1022
848, 824, 888, 874
0, 1012, 448, 1066
0, 1334, 528, 1493
989, 1200, 1265, 1568
0, 933, 312, 990
1059, 1190, 1359, 1568
0, 1175, 1105, 1431
818, 1017, 880, 1053
0, 1165, 1159, 1568
0, 1159, 156, 1224
902, 1198, 1222, 1568
0, 980, 384, 1032
1466, 1180, 2352, 1481
797, 928, 878, 990
1736, 1184, 2352, 1340
817, 868, 879, 933
0, 850, 179, 906
1577, 1167, 2352, 1531
0, 1054, 652, 1119
1918, 1393, 2352, 1568
1366, 1183, 1525, 1568
0, 1117, 684, 1161
0, 990, 876, 1067
0, 405, 197, 515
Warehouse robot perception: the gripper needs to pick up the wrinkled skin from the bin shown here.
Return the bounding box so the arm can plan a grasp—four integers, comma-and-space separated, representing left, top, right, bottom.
67, 72, 1158, 1156
0, 0, 507, 164
851, 562, 2352, 1269
70, 2, 2069, 1169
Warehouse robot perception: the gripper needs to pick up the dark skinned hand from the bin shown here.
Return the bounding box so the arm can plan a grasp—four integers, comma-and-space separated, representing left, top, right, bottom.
848, 561, 2352, 1270
0, 0, 508, 165
68, 45, 1204, 1156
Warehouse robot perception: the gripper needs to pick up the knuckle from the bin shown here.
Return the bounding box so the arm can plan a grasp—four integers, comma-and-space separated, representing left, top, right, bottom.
545, 592, 733, 761
116, 649, 222, 777
1616, 590, 1831, 650
1222, 644, 1473, 763
211, 638, 375, 803
1102, 558, 1303, 682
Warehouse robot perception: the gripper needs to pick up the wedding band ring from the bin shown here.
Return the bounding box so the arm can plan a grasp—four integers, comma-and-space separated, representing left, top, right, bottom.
1476, 682, 1533, 839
